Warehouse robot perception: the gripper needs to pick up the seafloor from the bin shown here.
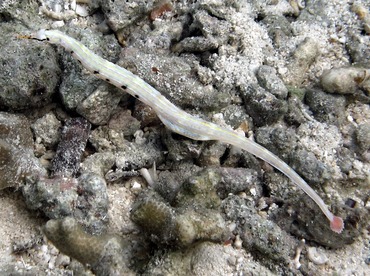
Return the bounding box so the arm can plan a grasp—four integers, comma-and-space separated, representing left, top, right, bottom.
0, 0, 369, 275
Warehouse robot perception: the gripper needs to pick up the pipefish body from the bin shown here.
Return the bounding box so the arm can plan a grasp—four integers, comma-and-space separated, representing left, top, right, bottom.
25, 29, 344, 233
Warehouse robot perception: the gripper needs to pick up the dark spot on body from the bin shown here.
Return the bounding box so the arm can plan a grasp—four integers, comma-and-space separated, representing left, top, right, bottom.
93, 70, 99, 74
77, 60, 81, 64
70, 50, 74, 54
105, 78, 110, 82
134, 94, 140, 99
121, 85, 127, 90
46, 37, 50, 41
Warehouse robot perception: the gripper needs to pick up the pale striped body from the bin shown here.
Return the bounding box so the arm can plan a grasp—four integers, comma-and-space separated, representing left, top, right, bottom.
31, 29, 344, 233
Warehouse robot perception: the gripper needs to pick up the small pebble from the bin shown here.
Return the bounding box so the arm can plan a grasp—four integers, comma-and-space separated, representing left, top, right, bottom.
321, 67, 369, 95
307, 247, 328, 265
131, 181, 142, 192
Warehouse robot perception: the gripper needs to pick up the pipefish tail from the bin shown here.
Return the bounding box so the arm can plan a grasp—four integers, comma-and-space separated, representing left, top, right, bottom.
24, 29, 344, 234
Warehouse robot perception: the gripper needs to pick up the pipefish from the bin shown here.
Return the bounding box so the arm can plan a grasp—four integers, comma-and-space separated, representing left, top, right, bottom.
23, 29, 344, 233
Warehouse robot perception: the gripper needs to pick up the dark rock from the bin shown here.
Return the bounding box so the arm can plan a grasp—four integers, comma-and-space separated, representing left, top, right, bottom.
240, 83, 288, 127
256, 65, 288, 99
355, 123, 370, 153
0, 112, 46, 189
255, 125, 297, 161
23, 173, 109, 235
51, 118, 91, 178
99, 0, 153, 32
271, 196, 367, 249
0, 34, 60, 110
305, 88, 346, 126
290, 149, 331, 185
76, 83, 123, 125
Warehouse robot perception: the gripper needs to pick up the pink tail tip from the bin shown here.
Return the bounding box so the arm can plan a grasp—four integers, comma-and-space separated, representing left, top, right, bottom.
330, 216, 344, 234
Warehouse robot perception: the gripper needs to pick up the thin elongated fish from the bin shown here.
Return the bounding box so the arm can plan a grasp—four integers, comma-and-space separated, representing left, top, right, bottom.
26, 29, 344, 233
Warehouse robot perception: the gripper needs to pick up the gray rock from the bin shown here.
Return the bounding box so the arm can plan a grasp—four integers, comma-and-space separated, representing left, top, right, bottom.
74, 173, 110, 233
221, 195, 303, 275
198, 141, 227, 166
76, 83, 123, 125
89, 126, 127, 152
99, 0, 153, 32
256, 65, 288, 99
119, 47, 231, 111
271, 195, 367, 249
0, 3, 45, 35
336, 147, 356, 174
0, 29, 60, 110
143, 241, 275, 276
305, 88, 346, 126
0, 112, 46, 189
88, 128, 164, 181
285, 95, 308, 126
108, 109, 141, 136
31, 113, 62, 148
290, 149, 331, 185
172, 10, 231, 53
23, 172, 109, 235
261, 14, 293, 48
198, 0, 241, 19
240, 83, 288, 127
23, 176, 79, 220
255, 125, 298, 161
297, 0, 332, 24
80, 152, 116, 177
161, 129, 205, 162
264, 172, 296, 200
221, 104, 252, 129
51, 118, 91, 178
214, 167, 261, 199
356, 123, 370, 154
346, 33, 370, 66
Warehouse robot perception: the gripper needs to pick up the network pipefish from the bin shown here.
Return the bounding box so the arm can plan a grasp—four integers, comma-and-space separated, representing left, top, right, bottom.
23, 29, 344, 234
